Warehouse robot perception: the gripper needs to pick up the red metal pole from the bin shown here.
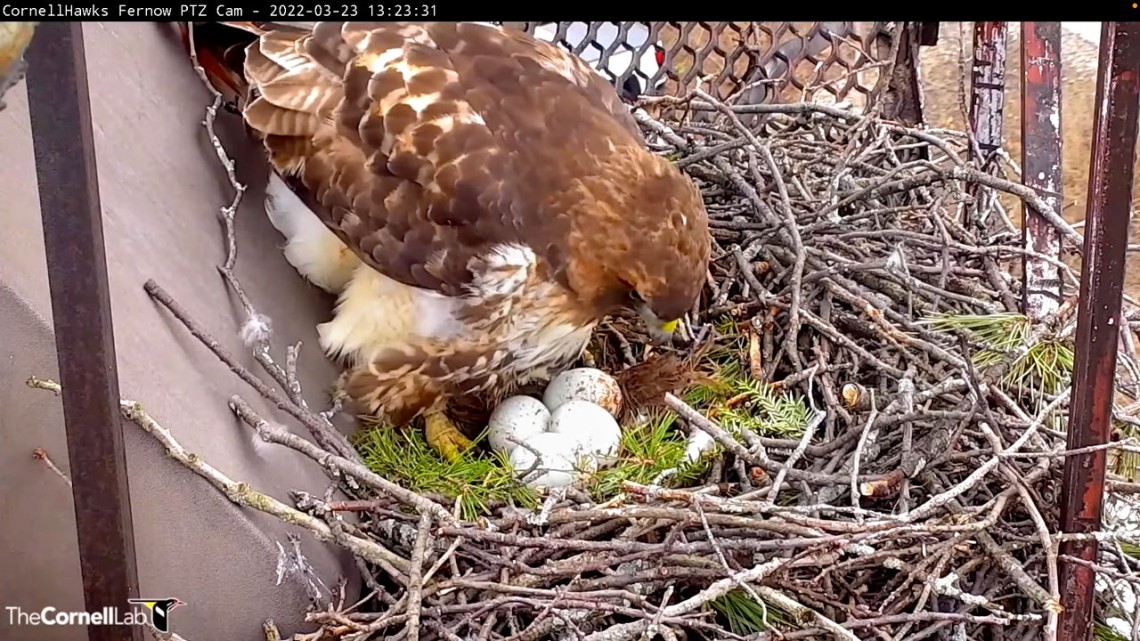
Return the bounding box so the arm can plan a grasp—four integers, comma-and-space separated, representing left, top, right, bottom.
1020, 23, 1065, 320
1057, 22, 1140, 641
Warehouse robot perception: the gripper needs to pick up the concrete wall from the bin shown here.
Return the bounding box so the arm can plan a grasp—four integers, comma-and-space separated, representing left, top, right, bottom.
0, 22, 360, 640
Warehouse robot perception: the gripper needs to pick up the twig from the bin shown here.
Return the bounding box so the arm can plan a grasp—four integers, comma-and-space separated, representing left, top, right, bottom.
26, 376, 411, 575
228, 395, 454, 523
405, 511, 433, 641
581, 558, 787, 641
31, 446, 72, 488
143, 279, 359, 462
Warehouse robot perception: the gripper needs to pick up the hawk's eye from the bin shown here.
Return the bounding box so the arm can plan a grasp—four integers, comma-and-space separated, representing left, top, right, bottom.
630, 290, 645, 303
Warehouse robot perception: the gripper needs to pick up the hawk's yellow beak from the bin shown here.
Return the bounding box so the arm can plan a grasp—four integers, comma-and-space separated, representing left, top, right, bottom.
636, 302, 680, 346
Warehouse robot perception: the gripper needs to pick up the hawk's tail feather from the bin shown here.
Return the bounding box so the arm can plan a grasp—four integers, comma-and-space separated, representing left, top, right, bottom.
239, 28, 346, 139
177, 23, 265, 105
178, 21, 353, 174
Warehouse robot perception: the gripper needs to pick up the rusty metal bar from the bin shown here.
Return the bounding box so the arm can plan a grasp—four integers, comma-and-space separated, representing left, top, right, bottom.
881, 23, 926, 129
965, 22, 1007, 227
24, 22, 143, 641
1057, 21, 1140, 641
917, 22, 940, 46
1019, 22, 1065, 320
969, 22, 1008, 167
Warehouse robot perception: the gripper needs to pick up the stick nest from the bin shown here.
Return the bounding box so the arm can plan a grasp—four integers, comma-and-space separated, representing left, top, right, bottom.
70, 51, 1140, 641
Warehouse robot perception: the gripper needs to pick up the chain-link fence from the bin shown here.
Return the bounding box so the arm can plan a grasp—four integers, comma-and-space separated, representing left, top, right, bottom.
498, 21, 928, 124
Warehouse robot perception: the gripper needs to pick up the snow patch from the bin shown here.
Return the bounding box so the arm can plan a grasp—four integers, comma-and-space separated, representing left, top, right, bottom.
1062, 22, 1101, 45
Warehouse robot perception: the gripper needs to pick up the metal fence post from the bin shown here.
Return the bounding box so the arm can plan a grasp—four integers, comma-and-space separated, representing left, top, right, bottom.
969, 22, 1008, 166
1057, 21, 1140, 641
965, 22, 1008, 230
24, 21, 144, 641
1020, 23, 1065, 320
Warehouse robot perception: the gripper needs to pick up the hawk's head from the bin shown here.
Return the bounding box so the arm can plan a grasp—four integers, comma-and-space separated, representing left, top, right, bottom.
562, 145, 711, 344
183, 20, 711, 346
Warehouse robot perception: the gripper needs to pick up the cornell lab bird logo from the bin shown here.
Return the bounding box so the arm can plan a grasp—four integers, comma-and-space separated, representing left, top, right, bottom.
128, 597, 185, 633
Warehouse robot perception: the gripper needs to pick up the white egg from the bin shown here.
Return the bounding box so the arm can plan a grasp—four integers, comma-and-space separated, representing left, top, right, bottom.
487, 395, 551, 454
543, 368, 623, 416
548, 399, 622, 465
508, 432, 582, 489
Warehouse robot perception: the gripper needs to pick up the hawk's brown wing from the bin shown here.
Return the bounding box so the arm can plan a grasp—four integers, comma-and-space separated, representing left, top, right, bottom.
233, 22, 646, 298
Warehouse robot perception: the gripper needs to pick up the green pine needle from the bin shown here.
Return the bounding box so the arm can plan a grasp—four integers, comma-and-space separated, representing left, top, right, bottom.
711, 589, 793, 635
1118, 539, 1140, 561
683, 341, 811, 442
586, 412, 710, 502
921, 312, 1075, 395
720, 377, 811, 439
1095, 621, 1130, 641
353, 421, 539, 521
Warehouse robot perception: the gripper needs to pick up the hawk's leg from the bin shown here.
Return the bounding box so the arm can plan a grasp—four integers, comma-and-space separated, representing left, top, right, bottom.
328, 370, 351, 405
424, 408, 472, 462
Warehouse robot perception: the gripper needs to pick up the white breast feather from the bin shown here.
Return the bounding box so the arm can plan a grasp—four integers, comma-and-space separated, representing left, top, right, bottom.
468, 243, 537, 298
464, 243, 596, 385
318, 263, 464, 366
264, 173, 361, 294
501, 284, 596, 387
318, 241, 594, 391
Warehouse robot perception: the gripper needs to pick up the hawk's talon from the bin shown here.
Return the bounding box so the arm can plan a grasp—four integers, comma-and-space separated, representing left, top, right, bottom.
425, 411, 472, 462
581, 350, 597, 368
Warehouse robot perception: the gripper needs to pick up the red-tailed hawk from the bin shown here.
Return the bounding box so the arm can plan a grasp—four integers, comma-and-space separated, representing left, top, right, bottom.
183, 22, 711, 460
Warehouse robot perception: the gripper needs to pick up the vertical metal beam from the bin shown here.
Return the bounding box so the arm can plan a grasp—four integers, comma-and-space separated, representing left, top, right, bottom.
1057, 21, 1140, 641
881, 22, 927, 129
969, 22, 1008, 165
966, 22, 1007, 228
1020, 22, 1065, 320
24, 22, 143, 641
917, 22, 940, 47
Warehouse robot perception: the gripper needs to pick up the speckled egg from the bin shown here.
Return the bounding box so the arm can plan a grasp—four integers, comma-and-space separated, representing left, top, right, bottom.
486, 395, 551, 454
542, 368, 623, 416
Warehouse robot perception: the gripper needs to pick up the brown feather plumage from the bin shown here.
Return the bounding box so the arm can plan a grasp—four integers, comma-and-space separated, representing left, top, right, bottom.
183, 22, 711, 431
